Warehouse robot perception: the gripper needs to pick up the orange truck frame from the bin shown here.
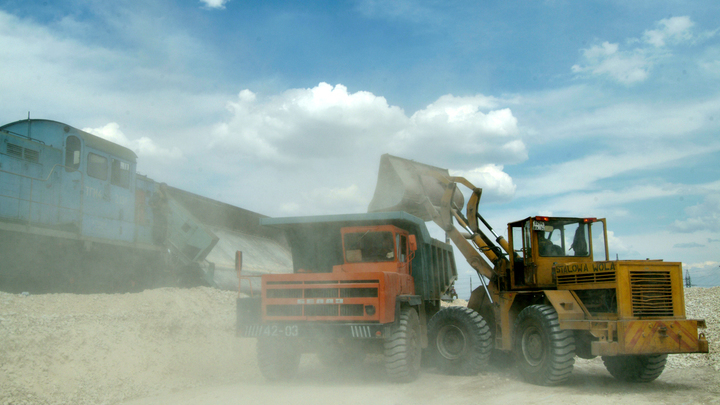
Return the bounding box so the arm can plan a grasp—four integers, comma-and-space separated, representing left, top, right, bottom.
236, 212, 492, 382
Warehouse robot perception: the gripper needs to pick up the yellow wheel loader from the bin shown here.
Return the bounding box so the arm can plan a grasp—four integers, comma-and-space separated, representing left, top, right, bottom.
368, 154, 709, 386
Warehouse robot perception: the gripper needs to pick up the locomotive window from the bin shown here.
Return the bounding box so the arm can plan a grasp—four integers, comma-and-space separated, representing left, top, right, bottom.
111, 159, 130, 188
87, 153, 108, 180
65, 136, 81, 171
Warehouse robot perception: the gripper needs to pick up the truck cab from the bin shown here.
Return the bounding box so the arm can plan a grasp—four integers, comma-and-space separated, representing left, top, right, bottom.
336, 225, 416, 275
236, 212, 459, 382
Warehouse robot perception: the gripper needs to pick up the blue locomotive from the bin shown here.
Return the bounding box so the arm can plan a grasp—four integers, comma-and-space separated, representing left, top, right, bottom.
0, 118, 291, 293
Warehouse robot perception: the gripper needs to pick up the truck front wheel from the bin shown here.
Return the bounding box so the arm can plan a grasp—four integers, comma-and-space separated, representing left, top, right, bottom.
513, 305, 575, 386
428, 306, 491, 375
384, 306, 421, 383
602, 354, 667, 382
256, 339, 301, 381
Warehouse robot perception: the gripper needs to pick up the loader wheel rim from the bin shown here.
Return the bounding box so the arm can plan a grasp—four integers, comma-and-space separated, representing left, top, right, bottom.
436, 324, 467, 360
521, 325, 546, 367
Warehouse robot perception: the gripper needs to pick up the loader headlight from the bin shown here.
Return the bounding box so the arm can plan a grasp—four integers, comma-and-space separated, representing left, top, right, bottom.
365, 305, 376, 316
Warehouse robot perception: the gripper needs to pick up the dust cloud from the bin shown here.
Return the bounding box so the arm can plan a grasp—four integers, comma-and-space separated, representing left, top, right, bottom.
1, 287, 718, 405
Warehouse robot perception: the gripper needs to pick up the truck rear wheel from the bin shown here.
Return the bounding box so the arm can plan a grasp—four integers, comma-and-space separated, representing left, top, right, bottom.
428, 306, 491, 375
384, 306, 421, 383
256, 339, 301, 381
602, 354, 667, 382
513, 305, 575, 386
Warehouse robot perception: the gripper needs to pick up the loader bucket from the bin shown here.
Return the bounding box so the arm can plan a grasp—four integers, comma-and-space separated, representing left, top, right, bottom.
368, 154, 464, 221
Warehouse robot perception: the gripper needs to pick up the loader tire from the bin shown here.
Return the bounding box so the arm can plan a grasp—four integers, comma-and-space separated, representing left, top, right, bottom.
384, 306, 421, 383
513, 305, 575, 386
256, 339, 301, 381
428, 306, 491, 375
602, 354, 667, 383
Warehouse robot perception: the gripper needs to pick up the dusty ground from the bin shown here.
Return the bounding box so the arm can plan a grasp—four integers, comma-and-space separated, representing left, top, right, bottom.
1, 287, 718, 405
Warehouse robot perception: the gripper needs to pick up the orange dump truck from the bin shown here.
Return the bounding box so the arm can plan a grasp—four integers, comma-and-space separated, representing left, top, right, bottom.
236, 212, 492, 382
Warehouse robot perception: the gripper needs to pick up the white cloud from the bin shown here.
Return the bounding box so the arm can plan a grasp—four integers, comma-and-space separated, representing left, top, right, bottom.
278, 185, 365, 215
302, 184, 365, 213
211, 83, 408, 163
515, 87, 720, 144
528, 184, 681, 218
83, 122, 183, 160
643, 16, 694, 47
602, 230, 636, 258
399, 96, 525, 166
516, 145, 716, 199
685, 261, 720, 270
670, 192, 720, 233
200, 0, 230, 9
572, 16, 707, 85
0, 9, 228, 137
450, 165, 516, 203
204, 83, 525, 214
572, 41, 649, 85
673, 242, 704, 248
210, 83, 525, 167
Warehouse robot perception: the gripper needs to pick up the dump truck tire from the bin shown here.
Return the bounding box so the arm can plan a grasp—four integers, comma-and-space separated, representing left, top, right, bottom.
256, 339, 301, 381
602, 354, 667, 383
428, 306, 491, 375
384, 306, 421, 383
513, 305, 575, 386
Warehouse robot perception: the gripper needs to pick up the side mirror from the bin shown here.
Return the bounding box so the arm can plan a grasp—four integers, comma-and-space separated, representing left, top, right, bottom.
408, 235, 417, 252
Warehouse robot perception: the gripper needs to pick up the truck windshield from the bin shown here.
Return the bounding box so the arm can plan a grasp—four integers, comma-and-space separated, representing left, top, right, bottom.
344, 231, 395, 263
537, 220, 590, 258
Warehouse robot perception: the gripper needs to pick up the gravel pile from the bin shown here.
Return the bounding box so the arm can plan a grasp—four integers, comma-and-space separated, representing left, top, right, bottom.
666, 286, 720, 370
0, 287, 256, 405
0, 286, 717, 404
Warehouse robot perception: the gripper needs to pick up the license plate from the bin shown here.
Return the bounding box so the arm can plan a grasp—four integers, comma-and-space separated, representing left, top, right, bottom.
243, 324, 299, 338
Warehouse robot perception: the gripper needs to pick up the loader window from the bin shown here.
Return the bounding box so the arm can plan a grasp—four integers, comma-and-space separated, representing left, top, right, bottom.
591, 221, 608, 260
344, 231, 395, 263
538, 220, 590, 257
512, 226, 525, 260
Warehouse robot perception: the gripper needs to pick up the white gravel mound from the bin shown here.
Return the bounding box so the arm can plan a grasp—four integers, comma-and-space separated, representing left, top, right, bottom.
666, 287, 719, 370
0, 287, 256, 405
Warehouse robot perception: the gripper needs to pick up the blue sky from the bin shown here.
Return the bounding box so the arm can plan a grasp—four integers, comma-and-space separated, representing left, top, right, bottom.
1, 0, 719, 294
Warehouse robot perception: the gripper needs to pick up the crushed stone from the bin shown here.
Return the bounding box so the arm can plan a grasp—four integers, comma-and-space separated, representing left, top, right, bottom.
1, 286, 717, 404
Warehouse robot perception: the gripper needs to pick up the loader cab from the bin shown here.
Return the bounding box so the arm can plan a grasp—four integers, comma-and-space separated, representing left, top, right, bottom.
336, 225, 416, 275
508, 216, 609, 289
